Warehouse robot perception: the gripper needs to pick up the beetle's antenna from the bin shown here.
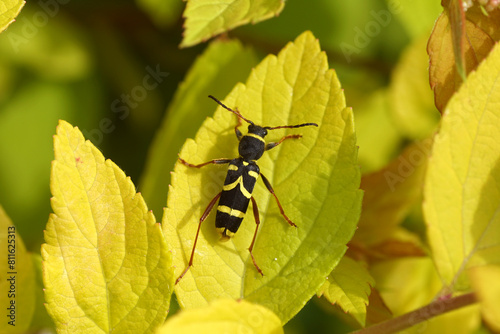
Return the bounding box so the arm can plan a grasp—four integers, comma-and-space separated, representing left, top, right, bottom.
265, 123, 318, 130
208, 95, 254, 125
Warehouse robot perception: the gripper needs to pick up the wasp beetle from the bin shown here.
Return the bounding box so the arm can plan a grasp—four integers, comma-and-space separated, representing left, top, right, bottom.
176, 95, 318, 284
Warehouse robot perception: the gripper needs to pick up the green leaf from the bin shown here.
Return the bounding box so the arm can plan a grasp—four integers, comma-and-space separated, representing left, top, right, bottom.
0, 7, 93, 80
0, 11, 100, 247
136, 0, 183, 28
469, 265, 500, 332
387, 0, 442, 39
317, 256, 374, 327
0, 80, 103, 246
389, 36, 440, 139
424, 42, 500, 291
0, 0, 24, 33
140, 39, 258, 217
0, 206, 36, 333
354, 90, 401, 174
181, 0, 285, 48
42, 121, 174, 333
157, 299, 283, 333
164, 31, 363, 323
235, 1, 408, 63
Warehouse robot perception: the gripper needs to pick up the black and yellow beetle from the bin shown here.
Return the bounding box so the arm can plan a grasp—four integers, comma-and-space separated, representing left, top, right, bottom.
176, 95, 318, 284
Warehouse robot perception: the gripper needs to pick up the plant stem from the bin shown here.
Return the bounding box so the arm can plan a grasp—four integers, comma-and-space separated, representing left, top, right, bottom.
352, 292, 477, 334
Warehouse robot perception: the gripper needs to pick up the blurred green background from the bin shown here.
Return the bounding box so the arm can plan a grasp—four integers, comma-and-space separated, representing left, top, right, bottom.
0, 0, 441, 332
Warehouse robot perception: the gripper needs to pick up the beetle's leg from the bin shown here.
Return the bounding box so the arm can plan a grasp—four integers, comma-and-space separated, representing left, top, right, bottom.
249, 197, 264, 276
265, 134, 302, 151
176, 191, 222, 284
178, 157, 232, 168
260, 173, 297, 228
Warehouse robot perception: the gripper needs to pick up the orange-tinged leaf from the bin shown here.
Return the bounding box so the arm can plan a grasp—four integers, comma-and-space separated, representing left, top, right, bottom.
370, 240, 424, 259
428, 5, 498, 112
42, 120, 174, 333
365, 288, 392, 327
466, 5, 500, 40
349, 227, 426, 265
352, 140, 431, 247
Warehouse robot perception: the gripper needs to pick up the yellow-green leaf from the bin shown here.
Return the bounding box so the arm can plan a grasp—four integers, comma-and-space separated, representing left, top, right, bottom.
372, 257, 481, 334
317, 256, 374, 327
371, 258, 442, 316
469, 265, 500, 332
157, 299, 283, 333
0, 0, 24, 33
141, 39, 258, 217
0, 206, 36, 333
165, 31, 362, 324
424, 42, 500, 291
42, 120, 174, 333
354, 90, 401, 174
181, 0, 285, 48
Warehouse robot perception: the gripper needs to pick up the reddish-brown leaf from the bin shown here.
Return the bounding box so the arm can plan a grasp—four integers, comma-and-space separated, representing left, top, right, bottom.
428, 4, 498, 112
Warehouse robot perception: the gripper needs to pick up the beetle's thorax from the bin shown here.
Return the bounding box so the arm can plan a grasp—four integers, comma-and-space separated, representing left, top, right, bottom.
238, 124, 268, 161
